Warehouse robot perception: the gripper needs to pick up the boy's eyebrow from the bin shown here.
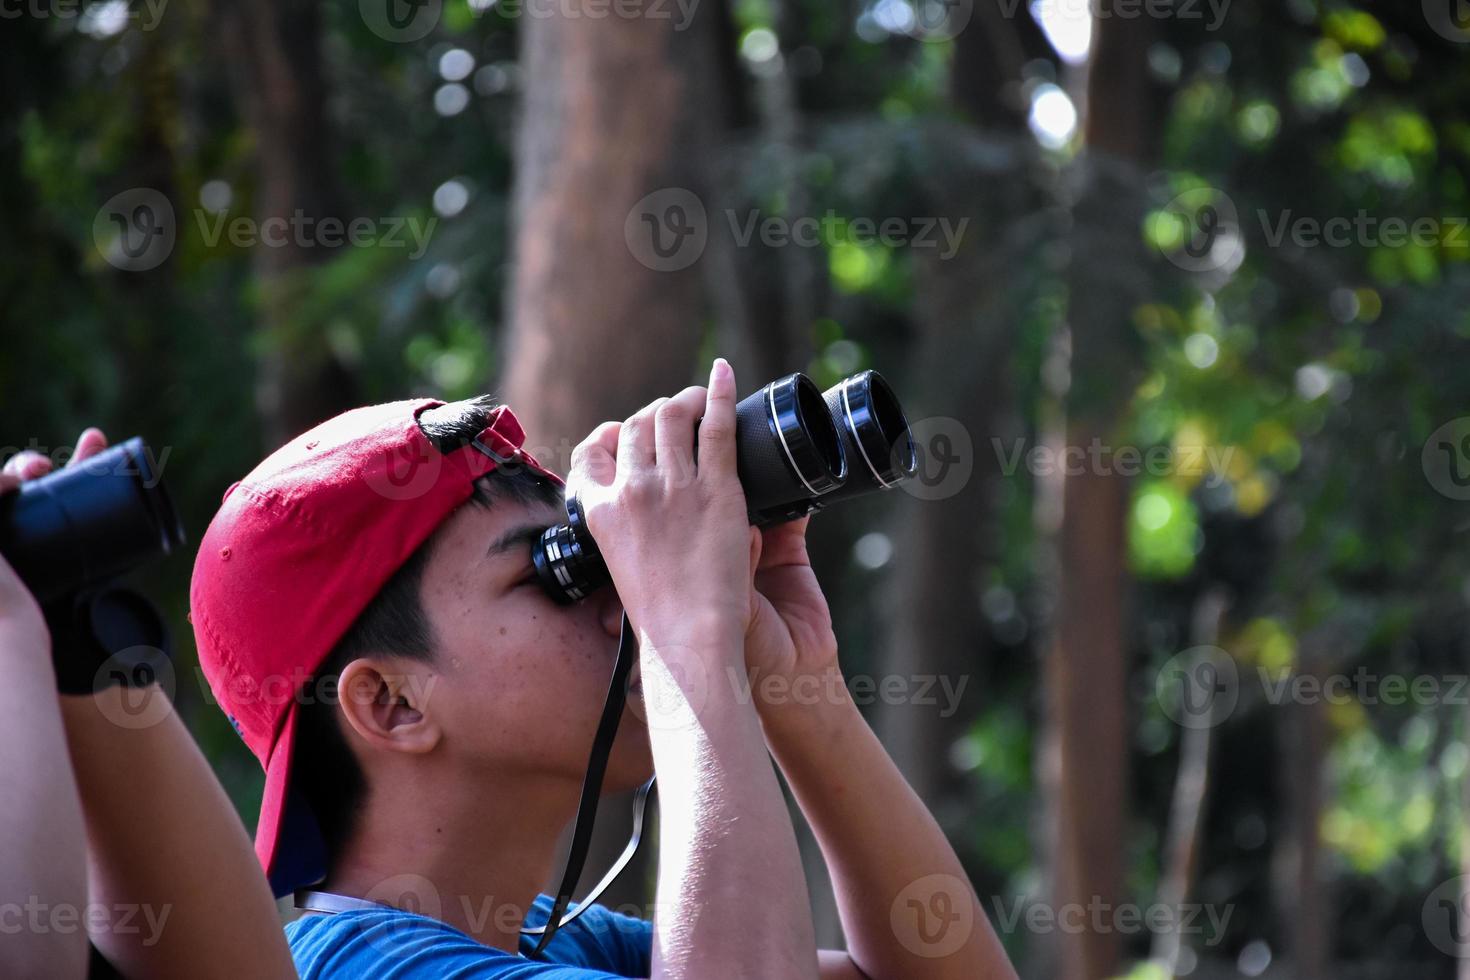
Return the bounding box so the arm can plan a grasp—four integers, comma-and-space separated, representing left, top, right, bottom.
485, 522, 549, 560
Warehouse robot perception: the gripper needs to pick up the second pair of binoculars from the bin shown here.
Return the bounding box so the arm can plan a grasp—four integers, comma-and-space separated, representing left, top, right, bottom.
533, 369, 918, 603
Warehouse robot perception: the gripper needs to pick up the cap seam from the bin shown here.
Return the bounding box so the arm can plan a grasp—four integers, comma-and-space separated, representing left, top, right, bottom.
229, 481, 324, 531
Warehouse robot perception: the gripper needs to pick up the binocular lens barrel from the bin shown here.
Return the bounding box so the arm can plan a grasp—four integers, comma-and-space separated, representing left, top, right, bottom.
820, 369, 918, 503
737, 372, 848, 521
0, 437, 185, 603
533, 370, 914, 605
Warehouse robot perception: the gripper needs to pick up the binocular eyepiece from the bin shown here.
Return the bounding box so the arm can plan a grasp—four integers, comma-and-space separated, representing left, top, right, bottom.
532, 369, 917, 603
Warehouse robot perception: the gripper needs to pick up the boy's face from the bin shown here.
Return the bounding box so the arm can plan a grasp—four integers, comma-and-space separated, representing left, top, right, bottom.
410, 491, 653, 791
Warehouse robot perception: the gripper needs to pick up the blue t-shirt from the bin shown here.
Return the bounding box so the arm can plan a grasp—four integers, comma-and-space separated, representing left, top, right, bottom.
286, 893, 653, 978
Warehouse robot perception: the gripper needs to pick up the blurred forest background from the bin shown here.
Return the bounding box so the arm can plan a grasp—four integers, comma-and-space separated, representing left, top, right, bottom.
5, 0, 1470, 977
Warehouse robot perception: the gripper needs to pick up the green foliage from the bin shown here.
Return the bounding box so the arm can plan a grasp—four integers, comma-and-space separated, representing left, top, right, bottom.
8, 0, 1470, 971
1129, 479, 1200, 578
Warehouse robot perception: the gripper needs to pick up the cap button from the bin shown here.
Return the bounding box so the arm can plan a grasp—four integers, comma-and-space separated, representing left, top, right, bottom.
219, 546, 232, 560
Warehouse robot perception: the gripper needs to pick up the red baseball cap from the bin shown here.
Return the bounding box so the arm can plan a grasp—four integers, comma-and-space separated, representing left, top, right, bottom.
190, 398, 563, 897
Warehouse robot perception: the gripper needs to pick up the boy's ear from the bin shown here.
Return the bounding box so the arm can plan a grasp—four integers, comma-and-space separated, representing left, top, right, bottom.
336, 657, 443, 755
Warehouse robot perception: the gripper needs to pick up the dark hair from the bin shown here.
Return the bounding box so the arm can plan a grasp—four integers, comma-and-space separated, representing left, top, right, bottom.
292, 397, 563, 870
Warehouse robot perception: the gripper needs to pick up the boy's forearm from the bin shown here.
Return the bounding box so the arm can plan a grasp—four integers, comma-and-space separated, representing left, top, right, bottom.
641, 621, 819, 980
0, 623, 89, 980
59, 686, 297, 980
760, 675, 1018, 980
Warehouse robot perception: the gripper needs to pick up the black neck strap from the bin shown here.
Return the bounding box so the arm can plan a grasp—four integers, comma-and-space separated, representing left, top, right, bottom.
293, 612, 653, 958
526, 610, 651, 958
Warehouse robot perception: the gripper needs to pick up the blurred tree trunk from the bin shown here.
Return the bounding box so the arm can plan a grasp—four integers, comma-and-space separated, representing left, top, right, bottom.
704, 0, 811, 387
1272, 632, 1332, 980
218, 0, 359, 446
875, 0, 1042, 869
1151, 589, 1230, 976
1461, 649, 1470, 980
501, 0, 727, 466
863, 14, 1055, 967
503, 0, 730, 911
1042, 6, 1156, 979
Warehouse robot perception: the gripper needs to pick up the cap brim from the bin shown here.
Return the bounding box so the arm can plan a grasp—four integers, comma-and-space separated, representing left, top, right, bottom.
256, 706, 328, 898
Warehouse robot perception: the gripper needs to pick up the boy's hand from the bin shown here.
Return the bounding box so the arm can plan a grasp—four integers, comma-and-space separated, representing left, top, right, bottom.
744, 516, 843, 718
568, 359, 756, 653
0, 429, 109, 655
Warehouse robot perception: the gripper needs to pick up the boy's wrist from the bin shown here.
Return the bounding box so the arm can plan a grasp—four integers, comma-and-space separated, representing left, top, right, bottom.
757, 669, 861, 745
634, 603, 746, 660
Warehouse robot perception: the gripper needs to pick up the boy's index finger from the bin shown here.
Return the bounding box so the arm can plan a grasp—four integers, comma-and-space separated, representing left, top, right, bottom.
697, 358, 737, 482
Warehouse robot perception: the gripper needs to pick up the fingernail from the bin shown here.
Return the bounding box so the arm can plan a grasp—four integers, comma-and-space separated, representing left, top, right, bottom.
712, 357, 731, 382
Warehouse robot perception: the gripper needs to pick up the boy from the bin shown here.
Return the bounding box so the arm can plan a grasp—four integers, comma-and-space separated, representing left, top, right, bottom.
191, 359, 1017, 978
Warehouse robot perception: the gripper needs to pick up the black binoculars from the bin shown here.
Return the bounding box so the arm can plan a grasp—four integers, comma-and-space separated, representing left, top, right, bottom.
532, 369, 917, 603
0, 370, 916, 612
0, 438, 184, 603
